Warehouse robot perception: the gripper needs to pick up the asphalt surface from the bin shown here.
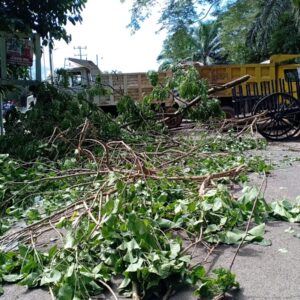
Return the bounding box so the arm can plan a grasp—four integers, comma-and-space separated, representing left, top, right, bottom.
1, 140, 300, 300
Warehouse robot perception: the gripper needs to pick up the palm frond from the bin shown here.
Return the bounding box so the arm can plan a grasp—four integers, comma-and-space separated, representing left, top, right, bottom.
247, 0, 292, 55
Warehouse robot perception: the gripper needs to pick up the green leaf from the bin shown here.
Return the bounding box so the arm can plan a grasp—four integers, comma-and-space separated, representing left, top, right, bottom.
119, 277, 131, 290
126, 239, 140, 251
255, 239, 272, 246
212, 198, 223, 211
48, 245, 58, 259
40, 270, 62, 285
58, 284, 73, 300
204, 224, 219, 234
125, 258, 144, 272
221, 230, 244, 244
157, 218, 176, 229
271, 201, 293, 220
247, 223, 265, 239
170, 241, 181, 259
191, 266, 206, 284
64, 231, 75, 249
66, 264, 75, 278
19, 272, 40, 287
2, 274, 24, 283
284, 227, 295, 234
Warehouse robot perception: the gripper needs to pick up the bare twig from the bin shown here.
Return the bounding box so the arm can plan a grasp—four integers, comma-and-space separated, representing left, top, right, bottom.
99, 279, 119, 300
229, 173, 267, 270
132, 282, 140, 300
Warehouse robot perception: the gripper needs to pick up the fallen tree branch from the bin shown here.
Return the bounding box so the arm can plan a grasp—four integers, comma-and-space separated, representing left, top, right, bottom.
159, 75, 251, 124
141, 164, 246, 182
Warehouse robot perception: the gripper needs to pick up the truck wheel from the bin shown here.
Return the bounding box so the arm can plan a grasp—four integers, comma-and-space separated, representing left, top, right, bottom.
221, 106, 235, 119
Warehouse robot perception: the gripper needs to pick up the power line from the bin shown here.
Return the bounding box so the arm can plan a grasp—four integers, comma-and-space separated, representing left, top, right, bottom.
74, 46, 87, 60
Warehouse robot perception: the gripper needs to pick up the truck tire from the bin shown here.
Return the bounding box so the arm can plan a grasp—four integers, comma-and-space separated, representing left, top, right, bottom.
221, 106, 235, 119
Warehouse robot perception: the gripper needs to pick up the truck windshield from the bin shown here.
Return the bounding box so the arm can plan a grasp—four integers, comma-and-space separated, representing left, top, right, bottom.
72, 73, 82, 86
284, 68, 300, 82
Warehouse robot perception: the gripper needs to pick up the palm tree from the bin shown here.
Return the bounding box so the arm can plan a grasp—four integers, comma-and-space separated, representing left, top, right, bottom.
191, 21, 223, 65
248, 0, 300, 55
157, 27, 195, 67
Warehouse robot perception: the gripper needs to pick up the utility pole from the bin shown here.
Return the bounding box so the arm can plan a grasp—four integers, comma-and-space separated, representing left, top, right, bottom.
49, 45, 54, 84
74, 46, 87, 60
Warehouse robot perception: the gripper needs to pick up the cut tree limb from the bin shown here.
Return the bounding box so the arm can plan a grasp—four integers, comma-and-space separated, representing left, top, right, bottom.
159, 75, 251, 124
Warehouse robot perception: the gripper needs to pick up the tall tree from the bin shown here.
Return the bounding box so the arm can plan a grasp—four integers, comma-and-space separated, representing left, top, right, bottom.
192, 21, 223, 65
248, 0, 300, 56
157, 27, 195, 66
218, 0, 261, 63
157, 21, 224, 67
0, 0, 87, 45
127, 0, 222, 33
218, 0, 300, 63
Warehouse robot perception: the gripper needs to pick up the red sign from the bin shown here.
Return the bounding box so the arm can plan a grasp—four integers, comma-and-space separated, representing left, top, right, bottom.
6, 38, 33, 66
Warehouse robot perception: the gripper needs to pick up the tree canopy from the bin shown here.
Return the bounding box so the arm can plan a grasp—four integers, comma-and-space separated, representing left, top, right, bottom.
127, 0, 219, 33
127, 0, 300, 65
0, 0, 87, 45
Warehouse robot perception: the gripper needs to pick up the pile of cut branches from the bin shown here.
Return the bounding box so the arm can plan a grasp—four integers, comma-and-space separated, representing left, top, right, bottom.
1, 127, 299, 300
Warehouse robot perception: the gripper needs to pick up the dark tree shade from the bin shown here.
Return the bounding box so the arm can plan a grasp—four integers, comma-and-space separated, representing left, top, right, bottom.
0, 0, 87, 45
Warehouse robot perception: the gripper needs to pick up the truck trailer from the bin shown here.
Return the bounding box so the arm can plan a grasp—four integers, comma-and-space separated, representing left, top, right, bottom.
64, 55, 300, 117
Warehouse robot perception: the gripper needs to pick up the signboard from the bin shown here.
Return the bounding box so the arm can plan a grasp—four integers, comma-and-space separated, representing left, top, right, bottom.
6, 37, 33, 66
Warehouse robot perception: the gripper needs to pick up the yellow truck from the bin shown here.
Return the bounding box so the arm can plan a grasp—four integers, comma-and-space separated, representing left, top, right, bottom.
64, 58, 174, 114
64, 55, 300, 116
194, 54, 300, 116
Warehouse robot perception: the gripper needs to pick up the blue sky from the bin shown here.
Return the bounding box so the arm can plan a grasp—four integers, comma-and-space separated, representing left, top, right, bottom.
49, 0, 167, 74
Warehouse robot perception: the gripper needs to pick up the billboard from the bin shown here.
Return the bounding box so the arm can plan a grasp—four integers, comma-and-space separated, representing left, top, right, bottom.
6, 37, 33, 66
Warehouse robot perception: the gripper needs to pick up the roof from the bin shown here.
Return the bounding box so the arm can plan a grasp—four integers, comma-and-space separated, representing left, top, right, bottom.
67, 58, 100, 71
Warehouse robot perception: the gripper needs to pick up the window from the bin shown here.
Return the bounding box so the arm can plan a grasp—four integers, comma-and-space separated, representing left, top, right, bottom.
284, 68, 300, 82
71, 72, 82, 86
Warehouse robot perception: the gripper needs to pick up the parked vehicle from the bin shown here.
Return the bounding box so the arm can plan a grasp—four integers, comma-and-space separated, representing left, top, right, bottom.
63, 55, 300, 118
194, 54, 300, 116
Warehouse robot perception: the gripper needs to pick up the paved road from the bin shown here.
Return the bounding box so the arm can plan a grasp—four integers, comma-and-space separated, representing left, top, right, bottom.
171, 141, 300, 300
2, 141, 300, 300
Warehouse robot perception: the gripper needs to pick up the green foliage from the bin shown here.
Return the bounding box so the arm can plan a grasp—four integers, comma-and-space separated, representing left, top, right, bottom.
0, 0, 87, 45
129, 0, 300, 64
0, 133, 299, 299
158, 20, 225, 67
218, 0, 260, 63
116, 95, 160, 130
219, 0, 300, 63
271, 200, 300, 222
187, 98, 224, 121
268, 12, 300, 55
246, 0, 297, 58
0, 83, 121, 160
158, 27, 195, 65
146, 66, 224, 122
193, 267, 239, 298
192, 21, 225, 65
127, 0, 222, 33
177, 67, 207, 100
